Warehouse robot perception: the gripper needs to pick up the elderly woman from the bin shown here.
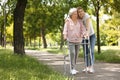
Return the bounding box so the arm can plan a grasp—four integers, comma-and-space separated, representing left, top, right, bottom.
63, 8, 86, 75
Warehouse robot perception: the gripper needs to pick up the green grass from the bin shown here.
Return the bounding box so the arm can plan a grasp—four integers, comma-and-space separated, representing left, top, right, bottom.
95, 50, 120, 63
0, 49, 67, 80
26, 46, 67, 54
1, 46, 119, 79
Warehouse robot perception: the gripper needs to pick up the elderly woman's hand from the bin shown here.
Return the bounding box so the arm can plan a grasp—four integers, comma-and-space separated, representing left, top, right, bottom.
63, 35, 67, 40
83, 32, 89, 39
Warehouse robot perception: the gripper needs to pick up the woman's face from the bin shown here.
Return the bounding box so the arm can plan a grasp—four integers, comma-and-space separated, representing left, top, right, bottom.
77, 9, 84, 19
71, 11, 78, 19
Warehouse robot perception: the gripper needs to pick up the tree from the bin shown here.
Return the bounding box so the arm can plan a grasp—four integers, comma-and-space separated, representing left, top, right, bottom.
91, 0, 102, 53
112, 0, 120, 13
100, 11, 120, 46
90, 0, 113, 53
23, 0, 87, 49
0, 0, 17, 47
25, 0, 47, 48
13, 0, 27, 55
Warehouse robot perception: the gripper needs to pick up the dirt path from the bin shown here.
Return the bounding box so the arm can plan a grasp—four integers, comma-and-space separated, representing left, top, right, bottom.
26, 50, 120, 80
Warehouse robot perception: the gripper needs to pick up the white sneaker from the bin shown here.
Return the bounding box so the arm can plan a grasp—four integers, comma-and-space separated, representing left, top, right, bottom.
82, 67, 89, 72
70, 69, 79, 75
73, 69, 79, 73
88, 67, 95, 73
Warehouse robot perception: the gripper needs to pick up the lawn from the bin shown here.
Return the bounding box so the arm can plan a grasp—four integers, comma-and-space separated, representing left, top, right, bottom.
0, 49, 67, 80
1, 46, 119, 80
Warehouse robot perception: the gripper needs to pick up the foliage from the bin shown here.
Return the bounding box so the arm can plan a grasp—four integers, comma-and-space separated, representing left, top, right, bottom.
112, 0, 120, 12
0, 0, 120, 48
0, 49, 67, 80
100, 11, 120, 46
6, 23, 13, 43
24, 0, 88, 48
46, 32, 61, 45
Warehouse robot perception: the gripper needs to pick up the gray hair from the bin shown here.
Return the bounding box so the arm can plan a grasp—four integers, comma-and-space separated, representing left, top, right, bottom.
68, 8, 77, 17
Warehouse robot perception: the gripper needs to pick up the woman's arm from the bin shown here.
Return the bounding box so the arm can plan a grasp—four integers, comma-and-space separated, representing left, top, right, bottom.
63, 22, 68, 40
86, 18, 91, 36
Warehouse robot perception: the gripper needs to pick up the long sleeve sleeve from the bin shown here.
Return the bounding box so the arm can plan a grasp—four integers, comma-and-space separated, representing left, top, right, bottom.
80, 20, 86, 37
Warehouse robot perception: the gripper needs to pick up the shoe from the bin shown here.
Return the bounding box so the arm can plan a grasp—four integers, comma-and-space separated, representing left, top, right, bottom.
88, 67, 95, 74
73, 69, 79, 73
70, 69, 79, 75
82, 67, 89, 73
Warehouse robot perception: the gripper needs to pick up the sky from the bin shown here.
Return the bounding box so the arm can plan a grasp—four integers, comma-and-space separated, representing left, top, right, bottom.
0, 0, 7, 5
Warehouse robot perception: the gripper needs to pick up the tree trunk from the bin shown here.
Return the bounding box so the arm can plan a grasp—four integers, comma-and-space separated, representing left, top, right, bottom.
60, 29, 64, 50
60, 22, 64, 50
34, 37, 35, 48
41, 27, 47, 48
25, 37, 28, 46
0, 23, 4, 47
96, 1, 101, 54
93, 0, 101, 54
13, 0, 27, 55
30, 37, 32, 47
96, 10, 101, 53
39, 36, 41, 48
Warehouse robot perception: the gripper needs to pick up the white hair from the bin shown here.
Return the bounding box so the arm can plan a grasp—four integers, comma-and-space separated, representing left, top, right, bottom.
68, 8, 77, 17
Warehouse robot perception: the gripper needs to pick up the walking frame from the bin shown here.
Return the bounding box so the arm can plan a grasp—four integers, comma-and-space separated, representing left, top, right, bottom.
63, 37, 93, 75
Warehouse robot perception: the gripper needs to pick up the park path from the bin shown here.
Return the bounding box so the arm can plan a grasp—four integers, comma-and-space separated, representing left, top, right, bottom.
26, 50, 120, 80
